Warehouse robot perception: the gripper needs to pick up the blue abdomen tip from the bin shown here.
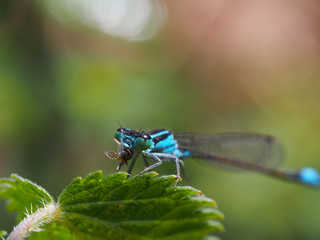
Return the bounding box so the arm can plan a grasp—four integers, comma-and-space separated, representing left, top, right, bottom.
299, 167, 320, 186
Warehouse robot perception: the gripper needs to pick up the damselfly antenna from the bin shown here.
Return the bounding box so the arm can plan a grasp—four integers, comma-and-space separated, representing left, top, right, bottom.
116, 120, 123, 128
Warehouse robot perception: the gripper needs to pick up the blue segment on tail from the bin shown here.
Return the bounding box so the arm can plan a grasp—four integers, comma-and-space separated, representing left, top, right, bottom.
298, 167, 320, 186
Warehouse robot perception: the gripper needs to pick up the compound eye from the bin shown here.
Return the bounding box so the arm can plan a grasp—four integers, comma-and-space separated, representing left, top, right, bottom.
116, 128, 125, 133
115, 128, 125, 141
115, 132, 121, 141
135, 134, 152, 151
142, 134, 151, 140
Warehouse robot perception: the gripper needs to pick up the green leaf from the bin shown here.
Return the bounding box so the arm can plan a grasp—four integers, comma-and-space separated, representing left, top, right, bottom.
0, 174, 53, 217
0, 171, 224, 239
58, 171, 224, 239
0, 230, 7, 238
28, 223, 72, 240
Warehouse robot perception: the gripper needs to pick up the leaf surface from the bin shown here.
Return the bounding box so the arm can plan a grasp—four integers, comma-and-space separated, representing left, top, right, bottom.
0, 174, 53, 218
58, 171, 224, 239
0, 171, 224, 240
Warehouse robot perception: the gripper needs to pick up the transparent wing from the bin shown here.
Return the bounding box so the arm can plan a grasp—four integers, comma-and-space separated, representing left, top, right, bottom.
174, 132, 285, 170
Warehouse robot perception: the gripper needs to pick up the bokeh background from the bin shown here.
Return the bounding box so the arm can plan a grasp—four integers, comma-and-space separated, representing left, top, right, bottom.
1, 0, 320, 239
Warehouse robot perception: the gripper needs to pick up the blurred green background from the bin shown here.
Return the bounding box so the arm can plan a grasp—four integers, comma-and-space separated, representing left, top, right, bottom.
1, 1, 320, 239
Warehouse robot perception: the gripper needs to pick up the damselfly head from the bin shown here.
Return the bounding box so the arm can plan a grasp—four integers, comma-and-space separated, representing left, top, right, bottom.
106, 129, 137, 171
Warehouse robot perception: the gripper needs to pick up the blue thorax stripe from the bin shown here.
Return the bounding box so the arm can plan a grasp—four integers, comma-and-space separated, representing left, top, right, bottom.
149, 129, 170, 138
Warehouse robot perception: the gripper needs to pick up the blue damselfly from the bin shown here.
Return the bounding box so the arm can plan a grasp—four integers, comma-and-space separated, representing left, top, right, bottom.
105, 128, 320, 187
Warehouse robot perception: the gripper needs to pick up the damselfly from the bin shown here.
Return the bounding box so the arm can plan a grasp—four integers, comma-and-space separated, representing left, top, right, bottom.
105, 128, 320, 187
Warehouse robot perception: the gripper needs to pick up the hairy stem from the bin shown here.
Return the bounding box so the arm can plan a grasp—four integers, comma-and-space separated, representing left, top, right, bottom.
7, 202, 61, 240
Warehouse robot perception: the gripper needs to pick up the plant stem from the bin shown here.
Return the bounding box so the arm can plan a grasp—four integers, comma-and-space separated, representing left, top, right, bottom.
7, 202, 61, 240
